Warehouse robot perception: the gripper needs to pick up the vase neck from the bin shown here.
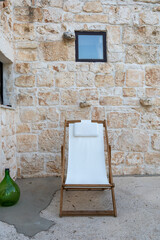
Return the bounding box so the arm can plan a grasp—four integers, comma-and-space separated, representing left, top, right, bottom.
5, 168, 10, 177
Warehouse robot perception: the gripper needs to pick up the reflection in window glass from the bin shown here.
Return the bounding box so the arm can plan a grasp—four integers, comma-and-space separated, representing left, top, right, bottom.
78, 35, 103, 60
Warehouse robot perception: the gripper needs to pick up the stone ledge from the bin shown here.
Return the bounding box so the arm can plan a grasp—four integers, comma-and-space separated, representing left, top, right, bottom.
0, 34, 14, 63
0, 105, 15, 110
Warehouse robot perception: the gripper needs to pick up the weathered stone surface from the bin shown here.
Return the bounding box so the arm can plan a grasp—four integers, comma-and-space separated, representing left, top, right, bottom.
123, 26, 160, 44
15, 75, 35, 87
92, 107, 105, 120
109, 6, 131, 24
15, 63, 30, 74
20, 153, 44, 176
126, 45, 158, 64
95, 75, 114, 87
117, 129, 149, 152
115, 63, 125, 87
13, 23, 35, 40
14, 7, 43, 22
134, 0, 160, 3
75, 14, 108, 23
123, 88, 136, 97
139, 11, 159, 25
61, 90, 78, 105
20, 107, 46, 123
44, 8, 63, 23
45, 154, 61, 174
151, 134, 160, 150
145, 66, 160, 87
17, 49, 37, 61
46, 107, 59, 122
60, 107, 91, 124
145, 152, 160, 165
100, 96, 123, 106
55, 72, 74, 88
17, 90, 35, 106
107, 112, 140, 128
39, 129, 62, 152
79, 89, 99, 105
17, 135, 37, 152
126, 153, 144, 166
83, 1, 103, 13
76, 72, 95, 87
126, 69, 144, 87
90, 63, 114, 74
16, 123, 30, 133
112, 152, 125, 165
37, 70, 54, 87
107, 26, 121, 45
40, 42, 68, 61
38, 91, 59, 106
63, 0, 83, 13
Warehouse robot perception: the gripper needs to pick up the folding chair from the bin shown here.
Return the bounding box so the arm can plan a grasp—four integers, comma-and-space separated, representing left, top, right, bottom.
59, 120, 117, 217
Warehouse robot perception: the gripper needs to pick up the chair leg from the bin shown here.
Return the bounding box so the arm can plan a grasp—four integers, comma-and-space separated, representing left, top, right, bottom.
111, 187, 117, 217
59, 186, 64, 217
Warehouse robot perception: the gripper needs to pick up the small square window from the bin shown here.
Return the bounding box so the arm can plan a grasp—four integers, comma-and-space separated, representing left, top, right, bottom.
75, 31, 107, 62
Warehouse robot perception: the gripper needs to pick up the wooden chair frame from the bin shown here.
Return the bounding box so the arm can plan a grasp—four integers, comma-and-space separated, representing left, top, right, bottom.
59, 120, 117, 217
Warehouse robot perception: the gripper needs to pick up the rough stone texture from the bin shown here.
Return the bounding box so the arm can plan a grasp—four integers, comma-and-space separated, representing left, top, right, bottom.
0, 0, 160, 178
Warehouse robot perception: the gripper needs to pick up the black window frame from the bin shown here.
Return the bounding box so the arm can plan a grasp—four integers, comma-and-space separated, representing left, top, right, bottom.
75, 31, 107, 62
0, 62, 3, 105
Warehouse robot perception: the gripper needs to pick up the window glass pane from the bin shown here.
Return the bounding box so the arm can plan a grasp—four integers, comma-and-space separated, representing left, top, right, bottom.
78, 35, 103, 60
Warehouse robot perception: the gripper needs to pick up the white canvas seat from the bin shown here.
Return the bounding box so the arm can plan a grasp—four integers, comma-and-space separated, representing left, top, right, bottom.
59, 120, 117, 217
65, 120, 109, 185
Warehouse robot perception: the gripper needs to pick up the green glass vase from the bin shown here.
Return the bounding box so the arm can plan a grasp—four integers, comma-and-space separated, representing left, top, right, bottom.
0, 168, 20, 207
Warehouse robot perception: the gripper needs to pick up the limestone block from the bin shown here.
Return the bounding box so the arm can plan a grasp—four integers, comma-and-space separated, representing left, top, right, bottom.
15, 75, 35, 87
139, 11, 159, 25
40, 42, 68, 61
126, 45, 158, 64
133, 0, 160, 3
100, 96, 123, 106
55, 72, 75, 88
123, 88, 136, 97
15, 63, 30, 74
60, 107, 91, 124
17, 92, 35, 107
153, 6, 160, 11
17, 135, 37, 152
109, 6, 131, 24
123, 26, 160, 44
44, 8, 63, 23
50, 0, 63, 8
126, 153, 144, 165
61, 90, 78, 105
117, 129, 149, 152
123, 166, 145, 175
46, 107, 59, 122
20, 108, 39, 123
107, 26, 121, 45
145, 66, 160, 87
13, 23, 35, 40
83, 1, 103, 13
20, 153, 44, 177
38, 90, 59, 106
17, 49, 37, 61
90, 63, 114, 74
36, 24, 61, 38
95, 75, 114, 87
107, 112, 140, 128
111, 152, 125, 165
75, 14, 108, 23
14, 7, 43, 22
63, 0, 83, 13
45, 154, 61, 174
76, 72, 95, 87
126, 69, 144, 87
145, 88, 157, 97
79, 89, 99, 105
37, 70, 54, 87
16, 123, 30, 133
115, 63, 125, 87
38, 129, 62, 152
151, 134, 160, 150
14, 0, 32, 7
145, 152, 160, 165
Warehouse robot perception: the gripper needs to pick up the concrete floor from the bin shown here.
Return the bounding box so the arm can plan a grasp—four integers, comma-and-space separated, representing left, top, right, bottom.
0, 176, 160, 240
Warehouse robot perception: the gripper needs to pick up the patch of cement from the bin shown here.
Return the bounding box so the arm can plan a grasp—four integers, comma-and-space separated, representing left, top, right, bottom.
0, 176, 61, 237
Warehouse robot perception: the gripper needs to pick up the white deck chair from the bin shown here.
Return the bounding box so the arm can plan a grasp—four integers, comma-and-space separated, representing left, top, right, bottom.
59, 120, 117, 217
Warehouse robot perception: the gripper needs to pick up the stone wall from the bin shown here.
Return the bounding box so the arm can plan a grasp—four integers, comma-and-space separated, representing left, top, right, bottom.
0, 107, 18, 181
10, 0, 160, 177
